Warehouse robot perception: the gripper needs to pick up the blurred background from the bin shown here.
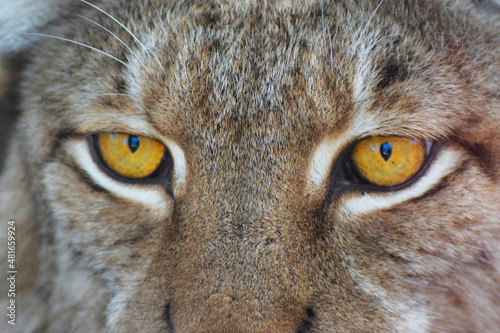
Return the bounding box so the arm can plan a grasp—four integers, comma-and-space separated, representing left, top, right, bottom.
0, 55, 21, 172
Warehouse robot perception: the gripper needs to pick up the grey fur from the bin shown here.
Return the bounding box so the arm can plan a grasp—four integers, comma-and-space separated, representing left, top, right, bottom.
1, 0, 500, 332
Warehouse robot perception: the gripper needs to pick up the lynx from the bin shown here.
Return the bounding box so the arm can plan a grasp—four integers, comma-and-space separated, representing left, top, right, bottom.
1, 0, 500, 332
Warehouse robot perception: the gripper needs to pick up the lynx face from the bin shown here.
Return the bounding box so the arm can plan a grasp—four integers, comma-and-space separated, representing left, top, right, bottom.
1, 0, 500, 332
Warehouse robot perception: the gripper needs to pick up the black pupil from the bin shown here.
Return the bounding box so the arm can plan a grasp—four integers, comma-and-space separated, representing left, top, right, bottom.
380, 142, 392, 161
128, 136, 140, 153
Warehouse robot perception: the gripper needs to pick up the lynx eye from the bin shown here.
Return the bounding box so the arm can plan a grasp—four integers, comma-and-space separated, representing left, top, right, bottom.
97, 133, 165, 178
352, 137, 427, 187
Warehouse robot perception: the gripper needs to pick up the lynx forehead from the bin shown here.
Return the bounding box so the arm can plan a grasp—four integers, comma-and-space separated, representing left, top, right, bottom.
1, 0, 500, 332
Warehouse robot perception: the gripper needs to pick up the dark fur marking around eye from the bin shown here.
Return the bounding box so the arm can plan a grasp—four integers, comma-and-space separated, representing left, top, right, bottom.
115, 77, 127, 94
376, 60, 408, 92
306, 307, 316, 319
100, 97, 114, 108
264, 237, 276, 246
464, 142, 498, 182
296, 307, 316, 332
99, 77, 130, 109
163, 302, 175, 332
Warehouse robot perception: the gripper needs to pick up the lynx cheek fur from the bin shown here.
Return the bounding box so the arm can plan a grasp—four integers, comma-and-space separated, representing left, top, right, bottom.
1, 0, 500, 332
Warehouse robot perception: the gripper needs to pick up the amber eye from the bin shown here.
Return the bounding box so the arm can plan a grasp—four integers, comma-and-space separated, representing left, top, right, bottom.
352, 137, 427, 187
98, 133, 165, 179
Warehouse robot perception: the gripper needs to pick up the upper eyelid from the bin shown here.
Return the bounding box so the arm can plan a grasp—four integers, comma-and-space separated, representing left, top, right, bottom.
68, 112, 161, 139
93, 132, 165, 142
351, 136, 433, 150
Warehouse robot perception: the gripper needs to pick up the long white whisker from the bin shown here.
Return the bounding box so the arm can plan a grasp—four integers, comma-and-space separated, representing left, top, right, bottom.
71, 14, 134, 60
150, 0, 164, 22
362, 0, 385, 37
351, 0, 386, 60
79, 0, 142, 47
19, 32, 132, 70
369, 33, 401, 51
70, 12, 151, 73
320, 1, 334, 72
147, 0, 171, 73
79, 0, 168, 77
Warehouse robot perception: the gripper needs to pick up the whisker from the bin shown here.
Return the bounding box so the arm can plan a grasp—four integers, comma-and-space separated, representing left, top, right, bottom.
71, 13, 133, 53
320, 1, 334, 72
79, 0, 168, 77
79, 0, 142, 47
351, 0, 386, 60
19, 32, 132, 70
150, 0, 164, 22
70, 12, 149, 69
369, 33, 401, 50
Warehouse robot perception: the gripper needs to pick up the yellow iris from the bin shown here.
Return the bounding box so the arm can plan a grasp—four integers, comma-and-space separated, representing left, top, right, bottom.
352, 137, 426, 187
98, 133, 165, 178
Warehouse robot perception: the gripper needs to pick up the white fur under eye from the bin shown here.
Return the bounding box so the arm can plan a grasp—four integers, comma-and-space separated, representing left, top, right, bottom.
338, 147, 461, 217
68, 138, 170, 215
166, 140, 186, 189
309, 138, 344, 187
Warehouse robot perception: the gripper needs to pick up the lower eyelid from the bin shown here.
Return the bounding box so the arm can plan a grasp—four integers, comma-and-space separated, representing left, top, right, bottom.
64, 137, 171, 214
338, 146, 461, 216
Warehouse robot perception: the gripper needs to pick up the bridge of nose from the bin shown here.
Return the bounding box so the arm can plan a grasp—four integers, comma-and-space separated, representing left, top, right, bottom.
162, 144, 319, 331
151, 85, 330, 329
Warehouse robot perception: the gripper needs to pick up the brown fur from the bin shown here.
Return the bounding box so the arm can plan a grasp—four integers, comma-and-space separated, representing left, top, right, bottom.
1, 0, 500, 332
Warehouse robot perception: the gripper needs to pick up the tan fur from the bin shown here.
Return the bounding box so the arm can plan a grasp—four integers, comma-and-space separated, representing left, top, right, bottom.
1, 0, 500, 331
